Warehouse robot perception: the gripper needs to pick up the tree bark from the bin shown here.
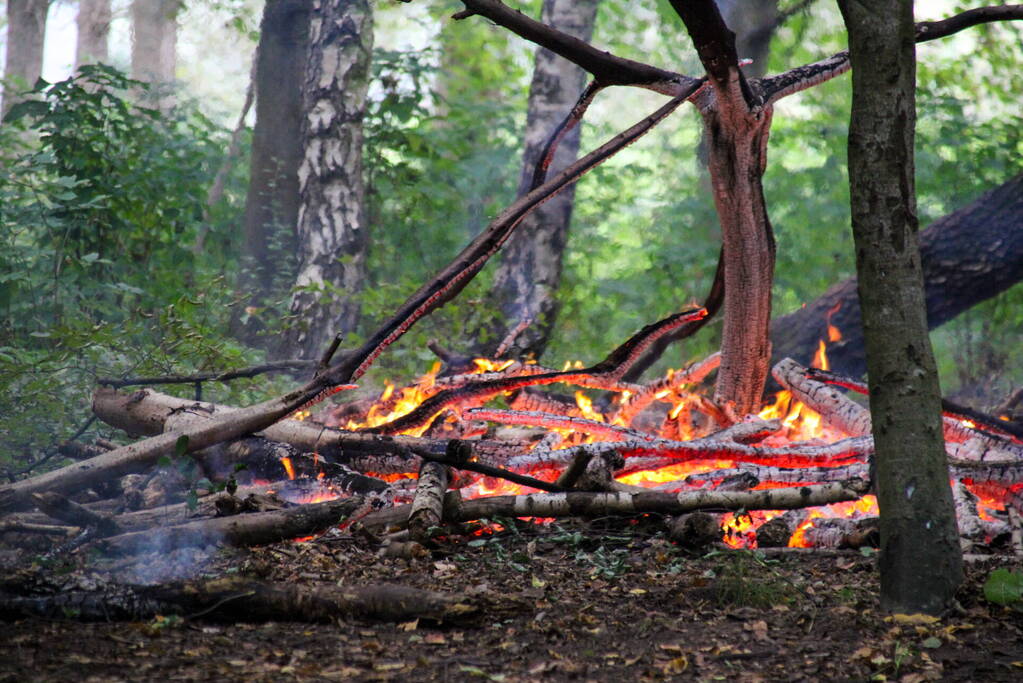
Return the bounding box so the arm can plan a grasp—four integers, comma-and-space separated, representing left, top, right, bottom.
838, 0, 962, 614
233, 0, 311, 344
2, 0, 50, 117
130, 0, 178, 87
277, 0, 373, 360
771, 172, 1023, 377
670, 0, 777, 416
75, 0, 111, 68
0, 577, 476, 623
484, 0, 599, 360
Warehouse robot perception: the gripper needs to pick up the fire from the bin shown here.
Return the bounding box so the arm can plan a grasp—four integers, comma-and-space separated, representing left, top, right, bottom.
345, 362, 443, 435
280, 456, 296, 480
811, 339, 830, 371
825, 302, 843, 342
757, 390, 830, 442
473, 358, 516, 373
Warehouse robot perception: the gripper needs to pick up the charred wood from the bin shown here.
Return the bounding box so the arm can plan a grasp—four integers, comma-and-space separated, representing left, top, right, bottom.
359, 479, 869, 531
98, 495, 364, 554
0, 576, 476, 623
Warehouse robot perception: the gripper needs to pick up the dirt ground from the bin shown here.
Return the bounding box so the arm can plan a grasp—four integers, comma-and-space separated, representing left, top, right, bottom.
2, 518, 1022, 682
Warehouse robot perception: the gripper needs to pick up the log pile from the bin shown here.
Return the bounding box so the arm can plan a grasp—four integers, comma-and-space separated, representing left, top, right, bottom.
3, 339, 1022, 570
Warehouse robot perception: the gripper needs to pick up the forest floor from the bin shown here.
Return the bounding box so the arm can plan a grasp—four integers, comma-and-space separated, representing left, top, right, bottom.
2, 517, 1022, 682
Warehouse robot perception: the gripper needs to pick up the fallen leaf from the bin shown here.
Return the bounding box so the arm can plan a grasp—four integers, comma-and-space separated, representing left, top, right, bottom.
890, 613, 940, 626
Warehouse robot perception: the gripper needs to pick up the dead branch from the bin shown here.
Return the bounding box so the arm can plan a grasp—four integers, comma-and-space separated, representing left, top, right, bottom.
457, 0, 696, 95
360, 479, 869, 531
98, 495, 364, 555
762, 5, 1023, 104
408, 461, 449, 544
96, 359, 317, 389
30, 492, 121, 536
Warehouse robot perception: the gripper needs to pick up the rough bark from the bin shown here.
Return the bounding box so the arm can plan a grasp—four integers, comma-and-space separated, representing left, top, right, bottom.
2, 0, 50, 117
670, 0, 777, 416
485, 0, 599, 359
839, 0, 963, 614
280, 0, 373, 360
0, 577, 477, 623
74, 0, 111, 68
130, 0, 178, 108
233, 0, 310, 344
771, 172, 1023, 376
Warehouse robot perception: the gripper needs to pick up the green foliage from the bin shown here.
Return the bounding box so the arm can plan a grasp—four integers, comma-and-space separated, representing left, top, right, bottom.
982, 568, 1023, 609
0, 66, 266, 472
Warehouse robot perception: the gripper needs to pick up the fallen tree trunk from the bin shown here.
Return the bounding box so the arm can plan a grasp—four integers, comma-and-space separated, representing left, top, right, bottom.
0, 577, 477, 623
771, 172, 1023, 376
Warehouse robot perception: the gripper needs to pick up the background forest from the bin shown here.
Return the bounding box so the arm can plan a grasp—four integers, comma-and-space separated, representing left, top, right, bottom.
1, 0, 1021, 471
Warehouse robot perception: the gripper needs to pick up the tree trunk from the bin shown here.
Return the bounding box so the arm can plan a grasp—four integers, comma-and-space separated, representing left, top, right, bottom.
839, 0, 962, 614
279, 0, 373, 360
484, 0, 599, 360
233, 0, 310, 345
130, 0, 178, 108
75, 0, 111, 68
2, 0, 50, 117
770, 172, 1023, 377
670, 0, 777, 416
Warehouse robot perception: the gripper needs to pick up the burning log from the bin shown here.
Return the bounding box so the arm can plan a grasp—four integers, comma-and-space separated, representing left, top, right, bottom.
756, 510, 809, 548
611, 352, 721, 426
800, 517, 879, 549
467, 408, 664, 442
98, 495, 365, 555
408, 461, 450, 544
513, 435, 873, 475
0, 577, 477, 624
359, 479, 870, 532
771, 358, 871, 437
362, 308, 707, 435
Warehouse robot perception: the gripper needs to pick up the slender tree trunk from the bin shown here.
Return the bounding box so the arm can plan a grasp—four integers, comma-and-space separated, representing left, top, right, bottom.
839, 0, 962, 614
669, 0, 777, 416
2, 0, 50, 117
770, 172, 1023, 376
232, 0, 310, 345
279, 0, 373, 360
484, 0, 600, 360
75, 0, 111, 68
700, 98, 775, 416
130, 0, 178, 108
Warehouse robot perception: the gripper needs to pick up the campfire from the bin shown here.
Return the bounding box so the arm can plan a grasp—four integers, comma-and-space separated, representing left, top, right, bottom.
3, 307, 1010, 567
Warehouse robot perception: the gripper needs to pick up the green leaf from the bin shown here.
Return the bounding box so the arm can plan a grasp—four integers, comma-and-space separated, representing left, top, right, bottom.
921, 637, 942, 649
983, 568, 1023, 607
859, 547, 877, 558
174, 434, 189, 458
2, 99, 49, 124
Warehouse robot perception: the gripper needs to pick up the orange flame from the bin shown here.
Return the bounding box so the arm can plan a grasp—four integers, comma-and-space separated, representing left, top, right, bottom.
280, 457, 296, 481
